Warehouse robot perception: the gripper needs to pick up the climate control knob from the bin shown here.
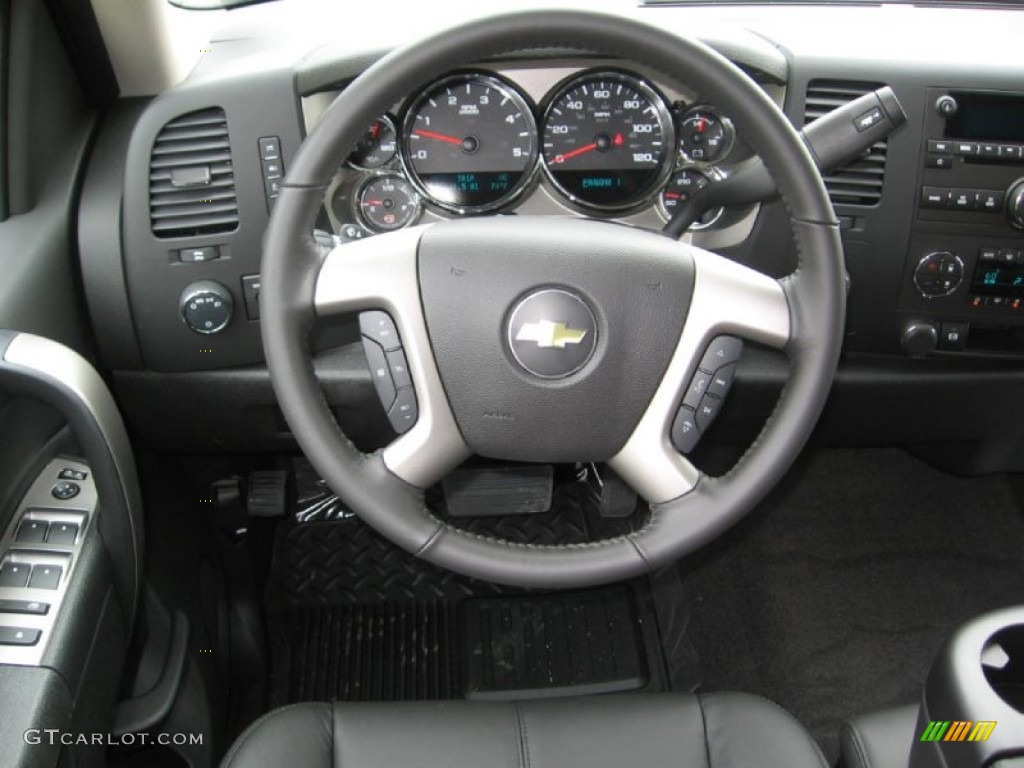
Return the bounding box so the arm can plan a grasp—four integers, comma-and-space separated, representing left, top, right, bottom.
913, 252, 963, 298
1007, 179, 1024, 230
180, 280, 233, 334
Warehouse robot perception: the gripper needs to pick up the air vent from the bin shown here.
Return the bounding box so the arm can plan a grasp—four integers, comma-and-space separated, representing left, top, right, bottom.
804, 80, 888, 207
149, 108, 238, 238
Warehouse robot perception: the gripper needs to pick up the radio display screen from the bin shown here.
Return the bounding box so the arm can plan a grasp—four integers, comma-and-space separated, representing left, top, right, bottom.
972, 263, 1024, 295
946, 92, 1024, 142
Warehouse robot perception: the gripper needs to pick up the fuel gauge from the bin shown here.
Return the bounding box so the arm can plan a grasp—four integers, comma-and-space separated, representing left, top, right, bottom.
349, 116, 398, 170
677, 108, 733, 164
357, 175, 420, 232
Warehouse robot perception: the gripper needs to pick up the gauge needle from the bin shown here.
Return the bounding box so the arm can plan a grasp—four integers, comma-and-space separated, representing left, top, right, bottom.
554, 142, 598, 163
370, 122, 381, 140
363, 200, 383, 206
664, 192, 681, 199
412, 129, 463, 146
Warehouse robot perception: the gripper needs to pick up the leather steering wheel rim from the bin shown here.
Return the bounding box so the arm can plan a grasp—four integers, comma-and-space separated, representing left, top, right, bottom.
261, 10, 845, 588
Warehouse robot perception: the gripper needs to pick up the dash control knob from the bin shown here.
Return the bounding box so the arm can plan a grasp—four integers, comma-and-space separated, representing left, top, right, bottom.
935, 94, 959, 119
1007, 179, 1024, 230
901, 322, 938, 358
180, 280, 234, 334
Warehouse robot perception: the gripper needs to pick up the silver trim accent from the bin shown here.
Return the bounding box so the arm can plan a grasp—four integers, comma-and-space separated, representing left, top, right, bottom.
4, 333, 143, 611
0, 458, 96, 666
399, 73, 540, 215
913, 252, 963, 299
608, 245, 791, 504
539, 70, 676, 213
314, 225, 472, 487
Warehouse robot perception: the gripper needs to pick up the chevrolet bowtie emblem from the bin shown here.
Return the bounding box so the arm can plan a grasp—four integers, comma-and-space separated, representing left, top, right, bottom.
515, 320, 588, 349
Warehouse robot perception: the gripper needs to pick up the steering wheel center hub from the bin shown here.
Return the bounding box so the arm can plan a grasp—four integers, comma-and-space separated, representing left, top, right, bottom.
507, 288, 598, 379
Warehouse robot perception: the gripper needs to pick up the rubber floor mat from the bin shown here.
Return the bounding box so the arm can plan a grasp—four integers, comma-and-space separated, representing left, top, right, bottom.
269, 586, 655, 706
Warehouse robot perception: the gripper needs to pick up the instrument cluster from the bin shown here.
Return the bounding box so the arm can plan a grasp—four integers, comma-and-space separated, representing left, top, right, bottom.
329, 67, 746, 236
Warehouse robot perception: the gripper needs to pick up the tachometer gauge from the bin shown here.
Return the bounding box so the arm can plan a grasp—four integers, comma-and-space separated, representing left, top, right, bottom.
401, 73, 538, 213
349, 116, 398, 170
541, 71, 674, 211
677, 107, 733, 164
357, 175, 420, 232
658, 169, 724, 230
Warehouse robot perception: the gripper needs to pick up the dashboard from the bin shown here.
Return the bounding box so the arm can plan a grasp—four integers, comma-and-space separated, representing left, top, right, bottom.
315, 63, 766, 246
74, 4, 1024, 468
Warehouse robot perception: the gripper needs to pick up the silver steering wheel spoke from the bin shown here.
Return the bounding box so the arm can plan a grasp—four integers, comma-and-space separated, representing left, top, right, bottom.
315, 225, 471, 489
609, 245, 791, 505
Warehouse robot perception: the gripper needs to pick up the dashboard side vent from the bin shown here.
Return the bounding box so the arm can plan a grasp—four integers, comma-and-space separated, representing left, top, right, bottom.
804, 80, 887, 207
149, 108, 238, 238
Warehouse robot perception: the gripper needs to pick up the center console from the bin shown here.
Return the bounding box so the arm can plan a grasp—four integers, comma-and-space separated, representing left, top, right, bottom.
900, 88, 1024, 357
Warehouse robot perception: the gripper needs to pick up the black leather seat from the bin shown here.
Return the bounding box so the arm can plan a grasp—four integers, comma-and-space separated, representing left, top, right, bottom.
222, 693, 827, 768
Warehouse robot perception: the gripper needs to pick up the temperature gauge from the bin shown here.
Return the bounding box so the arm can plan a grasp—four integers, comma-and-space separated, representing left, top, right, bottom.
677, 107, 733, 164
349, 116, 398, 170
357, 175, 420, 232
658, 169, 724, 230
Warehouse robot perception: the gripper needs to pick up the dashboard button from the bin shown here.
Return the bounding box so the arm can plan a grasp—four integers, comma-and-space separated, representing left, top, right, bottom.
258, 136, 281, 161
362, 338, 396, 410
16, 520, 48, 543
359, 311, 401, 351
708, 363, 737, 399
978, 143, 1000, 158
27, 565, 62, 591
682, 370, 712, 409
0, 627, 41, 646
954, 142, 977, 157
927, 140, 952, 154
0, 562, 30, 588
999, 144, 1022, 161
388, 388, 418, 434
999, 248, 1019, 265
670, 407, 700, 454
950, 189, 975, 210
920, 187, 950, 209
178, 246, 219, 263
925, 154, 952, 169
939, 322, 969, 351
979, 247, 999, 263
978, 190, 1004, 212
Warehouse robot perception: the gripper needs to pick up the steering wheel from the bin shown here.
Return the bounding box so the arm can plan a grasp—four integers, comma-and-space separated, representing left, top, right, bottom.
261, 10, 844, 588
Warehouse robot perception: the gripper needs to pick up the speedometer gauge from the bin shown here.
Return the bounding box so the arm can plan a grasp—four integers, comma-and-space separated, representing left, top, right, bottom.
401, 73, 537, 213
541, 72, 674, 211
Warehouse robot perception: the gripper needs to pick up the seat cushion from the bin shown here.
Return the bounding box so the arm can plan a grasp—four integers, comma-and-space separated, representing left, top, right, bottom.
840, 704, 919, 768
222, 693, 828, 768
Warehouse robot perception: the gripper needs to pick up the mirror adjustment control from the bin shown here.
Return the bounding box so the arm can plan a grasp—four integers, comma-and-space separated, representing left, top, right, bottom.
51, 481, 80, 500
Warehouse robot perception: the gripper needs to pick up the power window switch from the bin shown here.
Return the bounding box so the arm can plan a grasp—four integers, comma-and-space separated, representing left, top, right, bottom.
16, 520, 48, 543
46, 523, 79, 547
0, 599, 49, 616
0, 627, 41, 646
0, 562, 31, 588
27, 565, 62, 590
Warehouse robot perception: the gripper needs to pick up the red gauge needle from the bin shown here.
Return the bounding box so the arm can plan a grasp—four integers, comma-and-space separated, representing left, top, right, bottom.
412, 129, 463, 146
663, 192, 681, 199
369, 122, 381, 140
363, 199, 384, 206
554, 142, 598, 163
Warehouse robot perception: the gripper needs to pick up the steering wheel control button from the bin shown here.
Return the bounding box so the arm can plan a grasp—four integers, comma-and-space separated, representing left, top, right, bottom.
0, 627, 41, 647
682, 370, 712, 409
16, 520, 48, 543
27, 565, 62, 591
388, 388, 419, 434
708, 364, 737, 399
696, 395, 723, 432
507, 289, 598, 379
51, 481, 81, 501
359, 311, 401, 351
0, 600, 49, 616
362, 338, 397, 410
46, 523, 80, 547
57, 468, 87, 481
386, 349, 412, 390
180, 280, 234, 334
699, 336, 744, 374
0, 562, 31, 588
671, 407, 701, 454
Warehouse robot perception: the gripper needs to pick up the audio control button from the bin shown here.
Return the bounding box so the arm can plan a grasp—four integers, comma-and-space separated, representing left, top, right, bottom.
951, 189, 975, 210
920, 187, 950, 209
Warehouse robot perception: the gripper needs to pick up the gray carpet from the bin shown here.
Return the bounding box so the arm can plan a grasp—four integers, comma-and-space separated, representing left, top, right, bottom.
680, 449, 1024, 763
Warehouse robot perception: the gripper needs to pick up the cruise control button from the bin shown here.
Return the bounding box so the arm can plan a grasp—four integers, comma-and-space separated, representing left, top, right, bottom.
359, 311, 401, 351
682, 370, 712, 409
695, 395, 723, 432
46, 523, 79, 547
0, 599, 49, 616
51, 482, 80, 500
27, 565, 62, 590
16, 520, 48, 543
670, 407, 701, 454
386, 349, 412, 390
388, 388, 418, 434
699, 336, 743, 373
362, 338, 396, 410
707, 363, 737, 399
0, 627, 41, 646
0, 562, 30, 588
